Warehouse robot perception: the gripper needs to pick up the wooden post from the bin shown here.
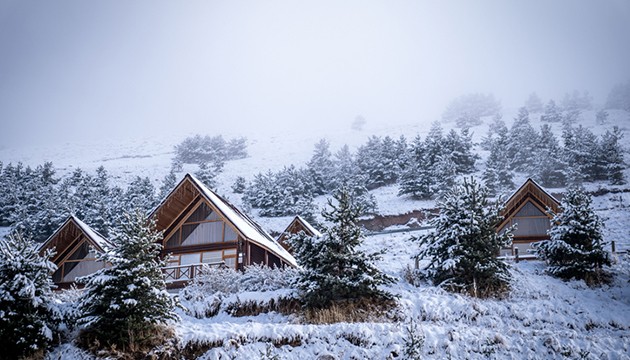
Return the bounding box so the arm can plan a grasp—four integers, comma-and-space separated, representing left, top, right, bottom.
611, 241, 616, 254
514, 248, 519, 263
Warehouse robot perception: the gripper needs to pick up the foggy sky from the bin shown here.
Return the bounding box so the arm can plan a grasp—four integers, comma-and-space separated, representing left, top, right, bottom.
1, 0, 629, 147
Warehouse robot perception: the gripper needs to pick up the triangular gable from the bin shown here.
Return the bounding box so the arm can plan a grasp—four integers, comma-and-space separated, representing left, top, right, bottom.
39, 215, 111, 263
278, 215, 322, 241
499, 178, 560, 230
151, 173, 298, 267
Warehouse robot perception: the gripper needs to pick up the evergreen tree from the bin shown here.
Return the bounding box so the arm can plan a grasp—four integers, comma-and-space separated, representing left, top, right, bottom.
288, 187, 394, 308
306, 139, 335, 195
595, 109, 609, 125
444, 128, 478, 174
536, 187, 611, 284
78, 210, 178, 349
122, 176, 157, 213
159, 169, 178, 199
599, 126, 626, 185
525, 92, 544, 113
412, 177, 512, 297
482, 127, 514, 196
507, 107, 538, 172
355, 136, 397, 189
562, 125, 603, 183
540, 100, 562, 123
532, 125, 566, 187
194, 160, 223, 190
0, 233, 59, 359
398, 135, 432, 199
231, 176, 247, 194
480, 113, 507, 151
331, 144, 356, 190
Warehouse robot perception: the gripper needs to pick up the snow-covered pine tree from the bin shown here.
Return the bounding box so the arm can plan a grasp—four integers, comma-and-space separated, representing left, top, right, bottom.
507, 107, 539, 172
482, 128, 514, 196
78, 210, 177, 350
562, 125, 602, 183
231, 176, 247, 194
306, 138, 336, 195
0, 233, 59, 359
444, 128, 478, 174
480, 113, 507, 151
398, 135, 433, 199
525, 92, 544, 114
599, 126, 626, 185
355, 136, 393, 189
159, 169, 178, 199
535, 186, 611, 284
288, 186, 394, 308
532, 125, 566, 188
380, 135, 402, 184
540, 100, 562, 123
195, 160, 223, 190
430, 154, 457, 198
596, 109, 609, 125
412, 177, 512, 297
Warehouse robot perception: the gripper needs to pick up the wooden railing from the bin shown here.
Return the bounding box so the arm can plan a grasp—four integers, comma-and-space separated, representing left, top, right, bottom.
162, 261, 225, 283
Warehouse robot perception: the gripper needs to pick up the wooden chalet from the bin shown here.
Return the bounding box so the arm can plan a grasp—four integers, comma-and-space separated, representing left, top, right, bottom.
498, 178, 561, 258
151, 173, 297, 286
39, 215, 112, 289
277, 215, 322, 251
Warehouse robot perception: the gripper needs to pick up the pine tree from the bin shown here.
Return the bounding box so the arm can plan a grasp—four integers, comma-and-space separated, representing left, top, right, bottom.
398, 135, 433, 199
595, 109, 609, 125
231, 176, 247, 194
306, 139, 335, 195
562, 125, 602, 183
480, 113, 507, 151
159, 169, 178, 199
288, 187, 394, 308
599, 126, 626, 185
444, 128, 478, 174
482, 128, 514, 196
195, 160, 223, 190
78, 210, 178, 349
0, 233, 59, 359
413, 177, 512, 297
532, 125, 566, 187
536, 187, 611, 284
525, 92, 544, 113
541, 100, 562, 123
507, 107, 538, 172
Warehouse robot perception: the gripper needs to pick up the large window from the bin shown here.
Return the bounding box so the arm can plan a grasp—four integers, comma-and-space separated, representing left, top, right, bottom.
500, 201, 551, 237
52, 242, 106, 283
165, 202, 239, 249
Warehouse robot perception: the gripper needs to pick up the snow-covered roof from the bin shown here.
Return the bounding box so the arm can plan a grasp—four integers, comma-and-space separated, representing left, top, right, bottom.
39, 215, 112, 254
293, 215, 323, 237
70, 215, 112, 251
187, 174, 298, 267
504, 178, 560, 208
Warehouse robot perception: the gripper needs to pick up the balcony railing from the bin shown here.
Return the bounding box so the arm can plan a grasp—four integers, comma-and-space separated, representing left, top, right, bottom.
162, 261, 225, 283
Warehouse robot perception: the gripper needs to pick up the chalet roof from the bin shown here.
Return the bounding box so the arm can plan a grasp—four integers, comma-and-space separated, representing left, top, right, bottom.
499, 178, 561, 228
282, 215, 322, 238
39, 215, 112, 254
152, 173, 298, 267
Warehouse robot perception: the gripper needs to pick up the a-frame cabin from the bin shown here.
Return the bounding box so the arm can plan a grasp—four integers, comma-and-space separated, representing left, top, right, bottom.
277, 215, 322, 251
39, 215, 112, 289
151, 174, 297, 286
498, 178, 561, 258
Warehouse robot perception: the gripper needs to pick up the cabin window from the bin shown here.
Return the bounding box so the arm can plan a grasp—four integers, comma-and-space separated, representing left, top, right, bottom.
164, 201, 239, 249
501, 201, 551, 237
52, 241, 106, 283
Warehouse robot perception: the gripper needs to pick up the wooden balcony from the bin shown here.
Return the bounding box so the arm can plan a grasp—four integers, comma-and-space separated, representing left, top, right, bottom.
162, 261, 225, 284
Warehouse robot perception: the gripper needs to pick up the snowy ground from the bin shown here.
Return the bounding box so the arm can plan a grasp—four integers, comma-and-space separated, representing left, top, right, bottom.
47, 231, 630, 359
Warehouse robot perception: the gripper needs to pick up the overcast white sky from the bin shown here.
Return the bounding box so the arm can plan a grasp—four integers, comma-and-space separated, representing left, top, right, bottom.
1, 0, 629, 147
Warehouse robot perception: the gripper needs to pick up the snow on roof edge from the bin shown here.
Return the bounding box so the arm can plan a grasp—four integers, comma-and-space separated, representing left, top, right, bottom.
295, 215, 323, 237
70, 215, 113, 251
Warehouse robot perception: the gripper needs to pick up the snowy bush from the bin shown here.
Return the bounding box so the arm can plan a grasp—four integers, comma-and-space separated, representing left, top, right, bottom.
0, 232, 60, 359
180, 264, 298, 318
173, 134, 248, 165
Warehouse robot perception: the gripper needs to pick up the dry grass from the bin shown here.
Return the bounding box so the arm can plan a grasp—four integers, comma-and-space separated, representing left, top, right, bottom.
225, 296, 302, 317
303, 297, 400, 324
78, 325, 179, 360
